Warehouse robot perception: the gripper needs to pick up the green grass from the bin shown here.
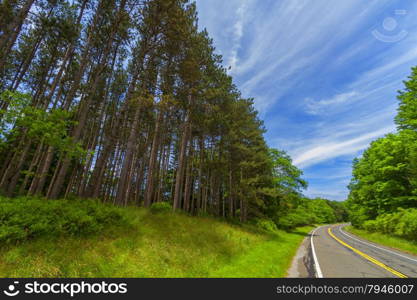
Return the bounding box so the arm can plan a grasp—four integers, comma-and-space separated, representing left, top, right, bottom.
210, 226, 312, 277
0, 205, 312, 278
345, 226, 417, 256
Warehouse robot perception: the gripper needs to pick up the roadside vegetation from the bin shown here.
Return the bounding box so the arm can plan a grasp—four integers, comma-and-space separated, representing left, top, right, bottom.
0, 0, 352, 278
347, 67, 417, 242
345, 226, 417, 257
0, 196, 127, 244
0, 195, 314, 277
275, 198, 347, 230
0, 0, 348, 235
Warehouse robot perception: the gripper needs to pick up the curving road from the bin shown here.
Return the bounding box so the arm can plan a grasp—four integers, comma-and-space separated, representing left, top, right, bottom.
310, 224, 417, 278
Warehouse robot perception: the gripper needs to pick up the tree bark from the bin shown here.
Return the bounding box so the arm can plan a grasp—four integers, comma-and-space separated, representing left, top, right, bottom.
0, 0, 36, 74
144, 110, 163, 207
173, 101, 191, 211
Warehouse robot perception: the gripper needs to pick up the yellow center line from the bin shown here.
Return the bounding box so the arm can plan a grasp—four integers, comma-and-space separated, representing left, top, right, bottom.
327, 226, 408, 278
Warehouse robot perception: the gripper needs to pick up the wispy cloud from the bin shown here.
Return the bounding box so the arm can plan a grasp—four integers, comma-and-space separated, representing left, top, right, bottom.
292, 125, 396, 168
305, 91, 359, 115
196, 0, 417, 200
227, 1, 249, 72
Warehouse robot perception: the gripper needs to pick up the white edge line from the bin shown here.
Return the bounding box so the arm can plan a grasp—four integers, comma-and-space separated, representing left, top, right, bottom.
338, 225, 417, 264
311, 226, 323, 278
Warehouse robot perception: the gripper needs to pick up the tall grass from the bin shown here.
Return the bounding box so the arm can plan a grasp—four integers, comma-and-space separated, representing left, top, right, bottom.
0, 197, 312, 277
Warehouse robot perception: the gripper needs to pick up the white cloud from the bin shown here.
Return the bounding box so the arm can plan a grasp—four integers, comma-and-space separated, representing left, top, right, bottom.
227, 1, 249, 72
196, 0, 417, 199
292, 125, 396, 168
305, 91, 359, 115
233, 0, 380, 108
351, 46, 417, 92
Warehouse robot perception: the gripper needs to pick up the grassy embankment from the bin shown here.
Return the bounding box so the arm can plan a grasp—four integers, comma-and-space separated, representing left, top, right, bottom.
345, 226, 417, 256
0, 196, 312, 277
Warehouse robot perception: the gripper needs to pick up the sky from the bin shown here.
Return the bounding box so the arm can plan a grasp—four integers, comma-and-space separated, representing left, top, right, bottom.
194, 0, 417, 201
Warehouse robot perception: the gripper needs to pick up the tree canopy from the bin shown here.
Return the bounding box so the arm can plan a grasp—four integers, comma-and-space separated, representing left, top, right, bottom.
0, 0, 346, 228
347, 66, 417, 230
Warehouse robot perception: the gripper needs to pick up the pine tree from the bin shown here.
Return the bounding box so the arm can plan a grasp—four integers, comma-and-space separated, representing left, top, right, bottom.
0, 0, 303, 224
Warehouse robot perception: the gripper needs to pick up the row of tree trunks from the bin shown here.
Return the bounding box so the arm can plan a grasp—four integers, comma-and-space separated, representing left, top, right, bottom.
0, 0, 258, 222
0, 0, 36, 75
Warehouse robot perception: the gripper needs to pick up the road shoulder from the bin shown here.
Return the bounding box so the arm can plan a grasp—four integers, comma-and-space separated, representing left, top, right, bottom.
286, 233, 315, 278
344, 226, 417, 258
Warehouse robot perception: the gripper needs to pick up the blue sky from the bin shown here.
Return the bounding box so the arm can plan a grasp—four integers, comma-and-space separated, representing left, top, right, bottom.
195, 0, 417, 201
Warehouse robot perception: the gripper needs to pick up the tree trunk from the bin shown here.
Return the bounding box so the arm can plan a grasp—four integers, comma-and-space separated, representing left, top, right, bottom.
229, 170, 234, 218
144, 110, 163, 207
6, 141, 31, 195
183, 140, 194, 212
0, 0, 36, 74
173, 104, 191, 211
18, 140, 43, 194
29, 145, 54, 195
115, 103, 142, 204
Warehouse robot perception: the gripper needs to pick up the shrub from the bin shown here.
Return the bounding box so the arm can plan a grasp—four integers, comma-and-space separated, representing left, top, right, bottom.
0, 196, 127, 244
361, 208, 417, 241
274, 198, 341, 230
348, 205, 371, 228
149, 201, 172, 214
362, 219, 377, 232
276, 211, 314, 230
255, 218, 278, 233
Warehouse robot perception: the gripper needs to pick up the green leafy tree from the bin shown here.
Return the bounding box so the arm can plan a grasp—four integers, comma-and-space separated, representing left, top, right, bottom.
348, 66, 417, 228
0, 0, 323, 227
396, 66, 417, 131
0, 90, 31, 142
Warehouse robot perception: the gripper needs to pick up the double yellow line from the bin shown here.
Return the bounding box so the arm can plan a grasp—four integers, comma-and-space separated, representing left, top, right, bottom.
327, 227, 407, 278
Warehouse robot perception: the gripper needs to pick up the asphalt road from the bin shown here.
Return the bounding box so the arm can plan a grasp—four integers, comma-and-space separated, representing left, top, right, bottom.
310, 224, 417, 278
